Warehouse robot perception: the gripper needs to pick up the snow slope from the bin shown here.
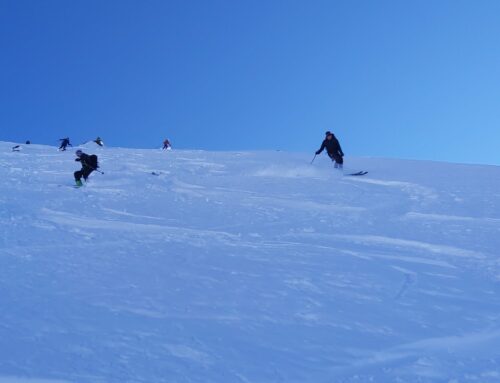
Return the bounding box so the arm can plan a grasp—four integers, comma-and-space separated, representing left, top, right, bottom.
1, 142, 500, 383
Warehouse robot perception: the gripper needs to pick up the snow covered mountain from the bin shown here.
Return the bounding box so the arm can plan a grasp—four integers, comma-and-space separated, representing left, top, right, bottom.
1, 141, 499, 383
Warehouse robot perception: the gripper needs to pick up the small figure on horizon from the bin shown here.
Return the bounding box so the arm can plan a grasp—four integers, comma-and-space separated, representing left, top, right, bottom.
59, 137, 72, 151
74, 149, 99, 187
315, 131, 344, 169
162, 139, 171, 150
25, 140, 31, 145
94, 137, 104, 147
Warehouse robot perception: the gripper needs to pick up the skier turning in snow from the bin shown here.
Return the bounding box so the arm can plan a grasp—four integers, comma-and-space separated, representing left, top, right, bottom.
74, 149, 99, 187
59, 137, 72, 151
162, 139, 171, 150
315, 131, 344, 169
94, 137, 104, 146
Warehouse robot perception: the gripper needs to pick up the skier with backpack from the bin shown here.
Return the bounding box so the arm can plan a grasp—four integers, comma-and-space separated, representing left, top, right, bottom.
74, 149, 99, 187
315, 131, 344, 169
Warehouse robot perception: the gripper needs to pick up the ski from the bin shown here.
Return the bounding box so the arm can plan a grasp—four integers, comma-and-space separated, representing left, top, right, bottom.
56, 184, 85, 188
346, 171, 368, 176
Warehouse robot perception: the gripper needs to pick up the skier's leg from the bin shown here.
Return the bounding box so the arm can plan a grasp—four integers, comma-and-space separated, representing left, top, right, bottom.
74, 170, 84, 186
82, 168, 94, 181
337, 156, 344, 169
74, 170, 83, 181
333, 153, 343, 163
331, 154, 343, 169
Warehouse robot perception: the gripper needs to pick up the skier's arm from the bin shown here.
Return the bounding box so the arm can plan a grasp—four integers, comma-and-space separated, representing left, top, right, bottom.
315, 142, 326, 155
75, 154, 86, 163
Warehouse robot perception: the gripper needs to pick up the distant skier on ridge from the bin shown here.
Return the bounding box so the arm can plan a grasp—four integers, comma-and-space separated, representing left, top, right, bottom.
59, 137, 72, 151
315, 131, 344, 169
74, 149, 99, 187
162, 139, 171, 150
94, 137, 104, 147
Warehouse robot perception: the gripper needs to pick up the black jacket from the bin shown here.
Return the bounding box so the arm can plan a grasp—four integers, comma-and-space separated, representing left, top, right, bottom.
76, 153, 98, 170
316, 136, 344, 157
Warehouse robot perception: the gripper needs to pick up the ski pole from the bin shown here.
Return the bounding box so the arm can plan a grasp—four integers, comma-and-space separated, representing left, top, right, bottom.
93, 167, 104, 175
87, 164, 104, 175
310, 154, 317, 164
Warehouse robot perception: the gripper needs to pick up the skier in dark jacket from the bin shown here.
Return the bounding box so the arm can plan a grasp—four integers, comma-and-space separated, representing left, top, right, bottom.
74, 149, 98, 187
59, 138, 72, 151
94, 137, 104, 146
316, 131, 344, 168
162, 139, 171, 150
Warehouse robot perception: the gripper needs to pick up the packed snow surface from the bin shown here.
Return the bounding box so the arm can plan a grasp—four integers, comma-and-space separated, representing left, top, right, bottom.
1, 142, 500, 382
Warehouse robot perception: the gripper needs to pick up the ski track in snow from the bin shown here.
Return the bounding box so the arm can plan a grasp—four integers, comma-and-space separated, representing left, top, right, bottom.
1, 143, 500, 382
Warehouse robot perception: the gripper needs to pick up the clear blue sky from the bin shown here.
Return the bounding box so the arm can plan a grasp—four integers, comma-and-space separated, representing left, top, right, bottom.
1, 0, 499, 164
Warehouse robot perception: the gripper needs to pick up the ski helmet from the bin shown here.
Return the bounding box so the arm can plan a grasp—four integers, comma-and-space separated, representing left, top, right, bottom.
75, 149, 83, 157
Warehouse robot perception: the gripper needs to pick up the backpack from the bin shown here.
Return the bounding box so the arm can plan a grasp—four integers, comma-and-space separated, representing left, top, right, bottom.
88, 154, 99, 169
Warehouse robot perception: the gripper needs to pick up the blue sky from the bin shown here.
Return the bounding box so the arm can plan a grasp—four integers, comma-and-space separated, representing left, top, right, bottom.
1, 0, 499, 164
